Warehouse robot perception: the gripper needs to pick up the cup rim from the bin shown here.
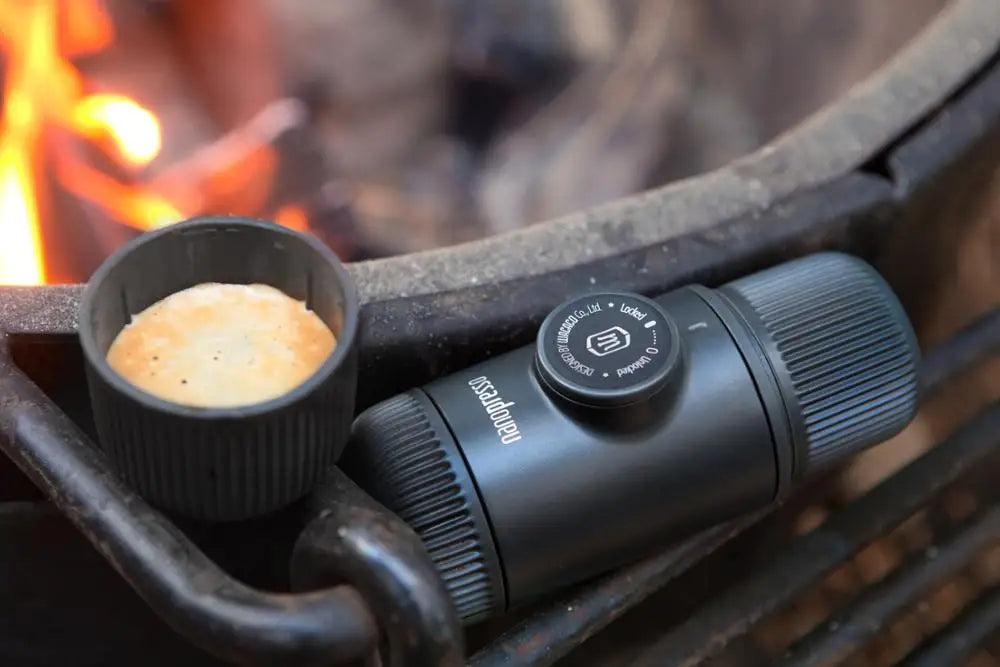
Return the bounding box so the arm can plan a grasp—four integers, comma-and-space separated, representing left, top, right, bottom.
79, 216, 360, 420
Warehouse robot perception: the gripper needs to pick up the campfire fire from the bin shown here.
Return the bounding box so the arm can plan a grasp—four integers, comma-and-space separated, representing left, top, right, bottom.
0, 0, 309, 286
0, 0, 186, 285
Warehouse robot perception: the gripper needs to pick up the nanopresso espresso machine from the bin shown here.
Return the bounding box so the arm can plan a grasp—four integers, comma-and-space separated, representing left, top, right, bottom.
343, 252, 919, 621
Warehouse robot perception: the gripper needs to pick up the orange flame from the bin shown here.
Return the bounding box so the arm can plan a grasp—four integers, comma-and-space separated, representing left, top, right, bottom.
0, 0, 182, 284
0, 0, 62, 285
57, 158, 183, 231
59, 0, 113, 57
72, 94, 163, 167
0, 1, 304, 285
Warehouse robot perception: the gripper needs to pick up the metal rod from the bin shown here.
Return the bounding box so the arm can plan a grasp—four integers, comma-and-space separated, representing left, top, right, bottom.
0, 338, 379, 666
626, 400, 1000, 667
292, 470, 465, 667
898, 585, 1000, 667
779, 505, 1000, 667
920, 306, 1000, 396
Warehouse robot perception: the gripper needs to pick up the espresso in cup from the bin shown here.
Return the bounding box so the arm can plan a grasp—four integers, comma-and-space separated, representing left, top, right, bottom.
107, 283, 336, 408
80, 217, 359, 522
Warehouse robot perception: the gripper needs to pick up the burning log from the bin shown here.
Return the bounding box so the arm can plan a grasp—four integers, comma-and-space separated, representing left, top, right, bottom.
147, 98, 305, 218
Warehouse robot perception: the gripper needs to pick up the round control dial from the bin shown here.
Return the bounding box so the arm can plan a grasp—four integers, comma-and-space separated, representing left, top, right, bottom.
535, 292, 681, 407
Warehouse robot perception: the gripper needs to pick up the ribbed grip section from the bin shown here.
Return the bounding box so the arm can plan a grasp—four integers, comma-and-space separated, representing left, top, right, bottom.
85, 349, 356, 522
722, 253, 920, 474
344, 391, 504, 622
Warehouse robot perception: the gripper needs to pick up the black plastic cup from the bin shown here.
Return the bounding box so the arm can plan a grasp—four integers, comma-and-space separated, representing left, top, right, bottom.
79, 216, 359, 522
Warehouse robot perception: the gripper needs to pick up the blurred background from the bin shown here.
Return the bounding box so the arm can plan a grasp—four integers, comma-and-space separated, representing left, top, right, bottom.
0, 0, 945, 284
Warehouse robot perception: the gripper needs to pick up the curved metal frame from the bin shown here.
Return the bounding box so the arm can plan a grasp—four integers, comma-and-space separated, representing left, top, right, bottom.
0, 334, 465, 666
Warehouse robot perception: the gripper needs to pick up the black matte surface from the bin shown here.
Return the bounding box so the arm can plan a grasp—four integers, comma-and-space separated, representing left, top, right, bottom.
421, 287, 776, 606
535, 292, 680, 408
340, 390, 506, 622
78, 217, 360, 521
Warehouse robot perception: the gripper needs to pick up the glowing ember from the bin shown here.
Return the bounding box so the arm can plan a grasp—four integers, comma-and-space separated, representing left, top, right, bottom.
274, 204, 309, 233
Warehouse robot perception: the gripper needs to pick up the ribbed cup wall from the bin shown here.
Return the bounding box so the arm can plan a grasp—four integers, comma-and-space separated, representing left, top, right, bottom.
86, 350, 356, 521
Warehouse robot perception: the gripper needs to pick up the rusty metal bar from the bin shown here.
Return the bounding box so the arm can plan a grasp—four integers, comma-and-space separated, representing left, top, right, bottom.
779, 505, 1000, 667
292, 472, 465, 667
0, 337, 375, 665
0, 334, 464, 666
919, 306, 1000, 396
899, 585, 1000, 667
